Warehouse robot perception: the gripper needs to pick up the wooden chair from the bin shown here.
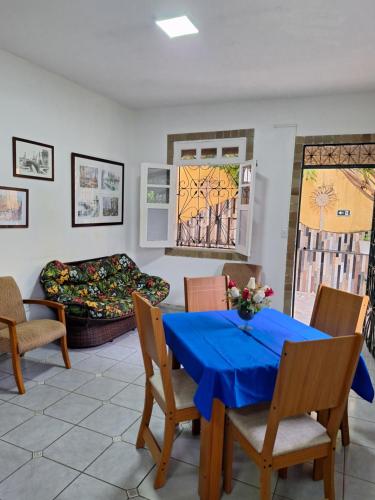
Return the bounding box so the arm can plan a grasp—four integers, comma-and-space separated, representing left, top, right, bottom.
0, 276, 71, 394
311, 284, 369, 447
184, 275, 230, 313
223, 335, 364, 500
222, 263, 262, 290
132, 291, 200, 489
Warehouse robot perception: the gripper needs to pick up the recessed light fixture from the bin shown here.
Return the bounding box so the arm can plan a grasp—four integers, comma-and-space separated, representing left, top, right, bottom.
156, 15, 198, 38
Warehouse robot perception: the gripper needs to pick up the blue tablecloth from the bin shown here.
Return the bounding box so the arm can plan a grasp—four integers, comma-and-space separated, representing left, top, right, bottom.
163, 308, 374, 420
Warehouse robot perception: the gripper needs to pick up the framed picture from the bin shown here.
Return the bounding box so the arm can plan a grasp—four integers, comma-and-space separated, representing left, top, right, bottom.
71, 153, 124, 227
0, 186, 29, 228
13, 137, 54, 181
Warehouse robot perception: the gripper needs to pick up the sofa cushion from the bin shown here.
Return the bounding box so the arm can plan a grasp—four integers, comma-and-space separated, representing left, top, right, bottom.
40, 254, 170, 320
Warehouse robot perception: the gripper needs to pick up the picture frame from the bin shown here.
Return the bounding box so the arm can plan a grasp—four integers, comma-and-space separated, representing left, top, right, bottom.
71, 153, 124, 227
0, 186, 29, 228
13, 137, 54, 181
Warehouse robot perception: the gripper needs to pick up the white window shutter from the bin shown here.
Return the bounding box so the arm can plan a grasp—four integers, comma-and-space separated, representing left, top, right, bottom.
139, 163, 177, 248
235, 160, 256, 257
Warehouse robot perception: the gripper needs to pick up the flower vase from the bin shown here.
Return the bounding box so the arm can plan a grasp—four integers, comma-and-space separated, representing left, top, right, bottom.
237, 308, 253, 333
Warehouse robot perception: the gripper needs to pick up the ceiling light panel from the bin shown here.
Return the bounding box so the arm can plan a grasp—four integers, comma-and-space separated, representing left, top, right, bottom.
156, 16, 198, 38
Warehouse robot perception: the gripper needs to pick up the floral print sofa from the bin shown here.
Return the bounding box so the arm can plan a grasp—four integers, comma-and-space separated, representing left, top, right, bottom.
40, 254, 170, 347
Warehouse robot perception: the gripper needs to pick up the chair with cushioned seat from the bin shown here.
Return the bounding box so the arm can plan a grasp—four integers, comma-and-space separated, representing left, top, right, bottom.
0, 276, 71, 394
132, 291, 200, 489
223, 335, 363, 500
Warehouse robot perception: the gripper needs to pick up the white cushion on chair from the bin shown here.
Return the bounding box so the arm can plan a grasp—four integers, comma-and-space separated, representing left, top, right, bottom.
150, 369, 197, 410
227, 406, 330, 456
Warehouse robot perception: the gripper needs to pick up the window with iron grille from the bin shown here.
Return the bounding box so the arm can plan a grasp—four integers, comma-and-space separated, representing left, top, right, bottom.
139, 137, 256, 257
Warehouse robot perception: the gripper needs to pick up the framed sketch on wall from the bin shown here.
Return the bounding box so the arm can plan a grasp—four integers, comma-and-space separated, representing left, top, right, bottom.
71, 153, 124, 227
0, 186, 29, 228
13, 137, 54, 181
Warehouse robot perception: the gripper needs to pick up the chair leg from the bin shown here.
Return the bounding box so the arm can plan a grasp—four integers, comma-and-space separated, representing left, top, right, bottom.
323, 449, 335, 500
60, 336, 71, 369
136, 383, 154, 449
11, 350, 25, 394
340, 405, 350, 447
154, 418, 175, 489
192, 418, 201, 436
223, 419, 234, 494
278, 467, 288, 479
260, 468, 272, 500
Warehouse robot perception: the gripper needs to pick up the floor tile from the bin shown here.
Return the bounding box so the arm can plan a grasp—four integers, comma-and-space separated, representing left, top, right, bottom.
86, 441, 154, 489
0, 440, 31, 482
2, 414, 72, 451
0, 402, 34, 436
103, 361, 145, 383
44, 392, 103, 424
75, 376, 126, 401
133, 372, 146, 387
138, 458, 198, 499
123, 351, 144, 367
0, 357, 65, 381
122, 415, 168, 446
171, 427, 200, 466
345, 442, 375, 483
275, 463, 343, 499
73, 355, 118, 374
348, 397, 375, 423
111, 383, 147, 412
348, 417, 375, 449
0, 457, 78, 500
24, 344, 61, 361
11, 384, 68, 411
45, 368, 95, 391
222, 479, 261, 499
48, 350, 91, 366
0, 375, 36, 401
344, 474, 375, 499
44, 426, 111, 471
115, 332, 141, 349
96, 345, 135, 361
56, 473, 127, 499
80, 403, 140, 437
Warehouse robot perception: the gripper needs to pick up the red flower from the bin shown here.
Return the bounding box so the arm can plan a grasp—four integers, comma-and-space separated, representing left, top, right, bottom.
242, 288, 250, 300
228, 279, 236, 289
265, 287, 274, 297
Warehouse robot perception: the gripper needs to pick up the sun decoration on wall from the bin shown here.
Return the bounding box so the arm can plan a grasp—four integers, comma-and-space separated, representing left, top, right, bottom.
310, 183, 337, 231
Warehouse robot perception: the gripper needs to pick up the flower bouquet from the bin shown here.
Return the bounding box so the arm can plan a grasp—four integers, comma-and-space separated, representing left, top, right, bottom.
228, 277, 274, 330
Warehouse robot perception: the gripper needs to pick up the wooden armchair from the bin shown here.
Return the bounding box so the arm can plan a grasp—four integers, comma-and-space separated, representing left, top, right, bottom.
184, 275, 230, 312
0, 276, 71, 394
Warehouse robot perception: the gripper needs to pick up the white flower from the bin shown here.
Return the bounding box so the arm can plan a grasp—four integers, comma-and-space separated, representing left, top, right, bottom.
229, 287, 240, 298
247, 277, 256, 290
253, 290, 265, 304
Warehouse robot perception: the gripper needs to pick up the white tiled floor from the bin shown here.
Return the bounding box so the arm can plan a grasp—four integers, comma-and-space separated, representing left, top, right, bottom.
0, 328, 375, 500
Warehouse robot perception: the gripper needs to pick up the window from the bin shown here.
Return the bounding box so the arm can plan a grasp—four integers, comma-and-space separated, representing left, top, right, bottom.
139, 138, 256, 257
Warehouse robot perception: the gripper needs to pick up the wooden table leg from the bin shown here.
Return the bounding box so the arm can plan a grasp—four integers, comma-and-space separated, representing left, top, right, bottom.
313, 409, 329, 481
199, 399, 226, 500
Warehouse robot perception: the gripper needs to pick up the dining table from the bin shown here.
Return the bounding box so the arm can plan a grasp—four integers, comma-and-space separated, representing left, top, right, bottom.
163, 307, 374, 500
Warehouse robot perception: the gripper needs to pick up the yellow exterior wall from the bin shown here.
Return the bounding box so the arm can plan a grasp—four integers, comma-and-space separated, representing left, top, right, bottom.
178, 165, 237, 221
300, 169, 372, 232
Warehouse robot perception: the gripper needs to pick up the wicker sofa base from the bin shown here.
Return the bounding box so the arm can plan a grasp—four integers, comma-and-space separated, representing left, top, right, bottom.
66, 314, 137, 348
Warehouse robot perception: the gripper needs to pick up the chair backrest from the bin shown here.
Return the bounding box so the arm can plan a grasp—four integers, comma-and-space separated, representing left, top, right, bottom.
262, 335, 363, 456
132, 291, 176, 409
0, 277, 26, 331
184, 275, 229, 312
310, 285, 369, 337
222, 263, 262, 290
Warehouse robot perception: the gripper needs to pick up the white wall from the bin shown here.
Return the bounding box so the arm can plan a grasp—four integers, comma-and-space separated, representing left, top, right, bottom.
132, 92, 375, 310
0, 50, 135, 312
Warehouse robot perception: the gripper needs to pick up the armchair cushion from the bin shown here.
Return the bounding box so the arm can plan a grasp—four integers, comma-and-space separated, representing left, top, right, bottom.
0, 319, 66, 354
0, 277, 26, 330
40, 254, 170, 320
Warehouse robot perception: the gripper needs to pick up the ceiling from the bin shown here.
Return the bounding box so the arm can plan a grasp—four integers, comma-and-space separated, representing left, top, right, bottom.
0, 0, 375, 109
